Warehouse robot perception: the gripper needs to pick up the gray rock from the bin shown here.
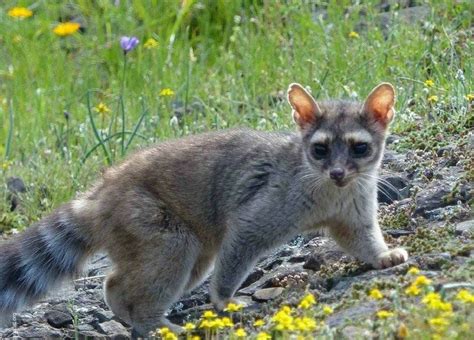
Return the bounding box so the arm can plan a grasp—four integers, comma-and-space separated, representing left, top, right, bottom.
437, 145, 455, 157
253, 287, 284, 301
6, 176, 27, 211
239, 263, 304, 295
240, 267, 265, 289
341, 325, 374, 339
44, 310, 73, 328
327, 301, 378, 327
93, 309, 115, 323
97, 320, 129, 337
9, 323, 64, 338
414, 185, 454, 218
440, 282, 474, 291
303, 250, 347, 271
455, 219, 474, 235
378, 174, 410, 204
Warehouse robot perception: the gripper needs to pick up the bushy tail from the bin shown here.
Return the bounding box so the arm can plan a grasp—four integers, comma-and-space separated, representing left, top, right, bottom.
0, 203, 95, 315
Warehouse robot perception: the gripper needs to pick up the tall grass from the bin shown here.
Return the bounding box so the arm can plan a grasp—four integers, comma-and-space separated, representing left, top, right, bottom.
0, 1, 472, 220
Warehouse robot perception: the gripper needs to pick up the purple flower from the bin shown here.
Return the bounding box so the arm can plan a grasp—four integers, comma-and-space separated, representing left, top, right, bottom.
120, 36, 139, 53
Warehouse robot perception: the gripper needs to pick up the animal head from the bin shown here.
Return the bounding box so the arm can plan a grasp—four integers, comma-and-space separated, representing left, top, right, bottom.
287, 82, 395, 187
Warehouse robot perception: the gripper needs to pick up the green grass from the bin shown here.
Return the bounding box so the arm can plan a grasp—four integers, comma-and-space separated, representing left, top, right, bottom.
1, 1, 472, 210
0, 0, 473, 338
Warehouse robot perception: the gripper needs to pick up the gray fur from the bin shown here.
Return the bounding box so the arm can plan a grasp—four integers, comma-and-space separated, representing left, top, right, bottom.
0, 204, 92, 317
0, 82, 408, 335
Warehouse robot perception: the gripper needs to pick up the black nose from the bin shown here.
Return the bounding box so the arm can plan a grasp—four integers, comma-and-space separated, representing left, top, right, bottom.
330, 168, 345, 181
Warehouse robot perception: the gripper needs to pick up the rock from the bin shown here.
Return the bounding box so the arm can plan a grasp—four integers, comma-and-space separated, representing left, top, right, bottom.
253, 287, 284, 301
303, 250, 346, 271
327, 301, 378, 327
240, 267, 265, 288
8, 323, 64, 338
97, 320, 129, 337
87, 253, 113, 276
341, 325, 374, 339
440, 282, 474, 291
379, 6, 430, 29
385, 134, 401, 145
93, 309, 115, 323
385, 229, 414, 237
238, 263, 305, 295
6, 176, 27, 211
79, 330, 107, 338
455, 219, 474, 235
378, 174, 410, 204
14, 313, 34, 326
77, 323, 96, 332
437, 145, 454, 157
44, 310, 73, 328
414, 186, 453, 218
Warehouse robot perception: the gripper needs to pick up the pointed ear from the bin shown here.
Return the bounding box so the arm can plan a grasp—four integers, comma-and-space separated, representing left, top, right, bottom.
363, 83, 396, 128
287, 83, 321, 129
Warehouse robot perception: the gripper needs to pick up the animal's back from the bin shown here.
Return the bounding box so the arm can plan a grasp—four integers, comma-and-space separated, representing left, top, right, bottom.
98, 128, 298, 230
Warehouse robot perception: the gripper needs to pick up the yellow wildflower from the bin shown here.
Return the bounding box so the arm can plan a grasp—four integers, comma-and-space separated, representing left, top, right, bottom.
256, 332, 271, 340
144, 38, 159, 49
199, 320, 212, 329
294, 317, 317, 332
234, 328, 247, 337
427, 95, 439, 103
190, 336, 201, 340
224, 302, 244, 312
422, 292, 452, 312
209, 318, 224, 329
422, 292, 441, 304
221, 317, 234, 328
159, 88, 175, 97
456, 289, 474, 303
323, 305, 333, 315
1, 160, 12, 171
53, 22, 81, 36
272, 307, 294, 331
13, 35, 23, 44
157, 327, 170, 335
397, 323, 409, 338
465, 93, 474, 101
369, 288, 383, 300
405, 284, 421, 296
413, 275, 432, 287
163, 333, 177, 340
407, 266, 420, 275
201, 310, 217, 319
8, 7, 33, 19
424, 79, 435, 87
428, 317, 449, 332
94, 102, 111, 116
298, 293, 316, 309
253, 319, 265, 327
183, 322, 195, 331
348, 31, 359, 39
376, 310, 394, 319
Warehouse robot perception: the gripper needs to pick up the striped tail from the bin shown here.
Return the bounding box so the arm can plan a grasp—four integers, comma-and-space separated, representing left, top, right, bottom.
0, 203, 94, 316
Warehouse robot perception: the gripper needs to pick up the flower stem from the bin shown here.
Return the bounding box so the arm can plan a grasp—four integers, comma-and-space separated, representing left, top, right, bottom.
120, 54, 128, 156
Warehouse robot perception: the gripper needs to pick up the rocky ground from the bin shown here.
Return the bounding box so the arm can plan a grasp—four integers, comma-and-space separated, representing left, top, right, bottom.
0, 131, 472, 339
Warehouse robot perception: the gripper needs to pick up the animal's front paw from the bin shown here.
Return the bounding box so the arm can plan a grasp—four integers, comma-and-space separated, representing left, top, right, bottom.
375, 248, 408, 269
211, 296, 248, 311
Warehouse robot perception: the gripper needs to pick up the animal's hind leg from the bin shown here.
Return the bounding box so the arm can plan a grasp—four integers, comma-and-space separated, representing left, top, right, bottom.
185, 251, 215, 293
104, 229, 200, 336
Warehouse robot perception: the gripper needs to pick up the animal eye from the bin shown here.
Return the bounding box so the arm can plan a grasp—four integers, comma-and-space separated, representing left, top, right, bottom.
312, 144, 329, 159
352, 142, 369, 157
